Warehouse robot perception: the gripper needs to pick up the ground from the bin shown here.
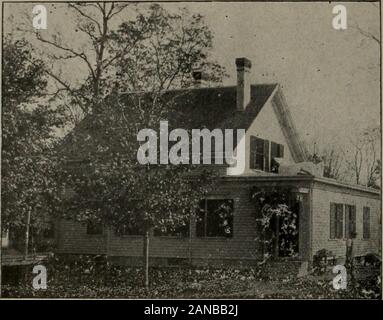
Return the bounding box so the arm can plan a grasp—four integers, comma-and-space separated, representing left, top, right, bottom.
1, 256, 381, 299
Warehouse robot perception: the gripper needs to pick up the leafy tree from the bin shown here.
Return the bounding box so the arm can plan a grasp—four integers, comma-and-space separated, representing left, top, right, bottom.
113, 4, 226, 93
29, 3, 226, 122
58, 4, 227, 288
1, 38, 64, 255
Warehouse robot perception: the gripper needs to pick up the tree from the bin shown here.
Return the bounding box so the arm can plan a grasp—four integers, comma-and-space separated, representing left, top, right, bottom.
113, 4, 227, 93
58, 4, 227, 289
2, 38, 64, 256
27, 3, 226, 123
305, 139, 346, 181
363, 127, 380, 188
25, 2, 133, 122
344, 126, 380, 187
352, 2, 380, 46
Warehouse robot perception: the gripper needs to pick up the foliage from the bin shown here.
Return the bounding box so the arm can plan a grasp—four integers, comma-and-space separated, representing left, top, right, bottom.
250, 187, 298, 258
2, 255, 381, 299
113, 4, 227, 93
58, 90, 219, 234
313, 249, 333, 275
1, 38, 65, 240
31, 3, 227, 121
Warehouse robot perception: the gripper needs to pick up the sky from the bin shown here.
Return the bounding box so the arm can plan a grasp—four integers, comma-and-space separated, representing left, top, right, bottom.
3, 1, 381, 151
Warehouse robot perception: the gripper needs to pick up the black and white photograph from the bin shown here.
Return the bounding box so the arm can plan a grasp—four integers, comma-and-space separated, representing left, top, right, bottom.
0, 0, 381, 302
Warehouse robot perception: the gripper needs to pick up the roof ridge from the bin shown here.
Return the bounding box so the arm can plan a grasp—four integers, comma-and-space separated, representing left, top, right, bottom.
118, 83, 279, 96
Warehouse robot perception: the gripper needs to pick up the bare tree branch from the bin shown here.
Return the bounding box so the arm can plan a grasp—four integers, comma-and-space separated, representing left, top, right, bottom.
68, 3, 102, 34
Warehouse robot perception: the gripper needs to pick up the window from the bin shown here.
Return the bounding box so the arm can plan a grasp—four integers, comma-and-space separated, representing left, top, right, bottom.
154, 223, 189, 237
86, 222, 103, 235
43, 221, 55, 239
345, 205, 356, 239
196, 199, 234, 238
115, 223, 143, 236
330, 203, 343, 239
250, 137, 284, 172
270, 142, 284, 173
250, 137, 269, 171
363, 207, 370, 239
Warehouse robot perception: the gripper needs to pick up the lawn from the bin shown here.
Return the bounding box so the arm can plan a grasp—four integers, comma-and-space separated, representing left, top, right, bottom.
1, 256, 381, 299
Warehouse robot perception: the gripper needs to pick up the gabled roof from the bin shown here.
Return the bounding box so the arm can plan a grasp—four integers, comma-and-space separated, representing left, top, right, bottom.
60, 83, 307, 162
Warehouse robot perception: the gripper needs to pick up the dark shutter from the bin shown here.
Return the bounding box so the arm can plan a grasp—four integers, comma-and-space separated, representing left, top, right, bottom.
345, 205, 350, 238
255, 137, 265, 170
363, 207, 370, 239
330, 203, 336, 239
271, 142, 278, 159
351, 206, 356, 238
270, 142, 278, 172
264, 140, 270, 172
345, 205, 356, 238
250, 136, 256, 169
278, 144, 284, 158
336, 204, 344, 239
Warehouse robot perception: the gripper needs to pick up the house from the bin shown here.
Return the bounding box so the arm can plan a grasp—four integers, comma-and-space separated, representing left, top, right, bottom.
56, 57, 381, 268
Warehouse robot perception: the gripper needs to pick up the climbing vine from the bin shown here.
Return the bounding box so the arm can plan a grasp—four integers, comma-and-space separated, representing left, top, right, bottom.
250, 186, 299, 259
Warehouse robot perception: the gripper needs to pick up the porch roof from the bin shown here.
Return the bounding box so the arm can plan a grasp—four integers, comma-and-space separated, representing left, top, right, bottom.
223, 175, 381, 196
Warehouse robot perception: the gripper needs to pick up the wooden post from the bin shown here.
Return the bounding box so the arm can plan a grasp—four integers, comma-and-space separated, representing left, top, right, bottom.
143, 229, 150, 290
188, 215, 192, 265
25, 210, 32, 259
275, 215, 280, 258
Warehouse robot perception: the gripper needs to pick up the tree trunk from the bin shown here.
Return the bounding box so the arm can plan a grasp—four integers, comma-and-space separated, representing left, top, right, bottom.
24, 210, 32, 259
143, 229, 150, 290
345, 238, 355, 291
274, 215, 280, 258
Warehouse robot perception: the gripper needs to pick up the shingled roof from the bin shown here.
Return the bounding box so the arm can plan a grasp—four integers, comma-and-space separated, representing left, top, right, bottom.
60, 83, 307, 163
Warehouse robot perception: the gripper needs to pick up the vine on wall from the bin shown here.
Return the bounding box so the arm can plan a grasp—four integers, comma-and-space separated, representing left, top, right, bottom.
250, 186, 299, 259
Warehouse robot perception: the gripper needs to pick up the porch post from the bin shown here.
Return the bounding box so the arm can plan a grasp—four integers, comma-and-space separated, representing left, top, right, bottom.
298, 192, 311, 261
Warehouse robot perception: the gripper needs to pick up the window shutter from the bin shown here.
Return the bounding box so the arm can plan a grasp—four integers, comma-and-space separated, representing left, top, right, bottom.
250, 136, 256, 169
270, 142, 278, 172
363, 207, 370, 239
271, 142, 278, 159
351, 206, 356, 237
255, 137, 265, 170
345, 205, 350, 238
264, 140, 270, 172
278, 144, 284, 158
330, 203, 336, 239
337, 204, 344, 239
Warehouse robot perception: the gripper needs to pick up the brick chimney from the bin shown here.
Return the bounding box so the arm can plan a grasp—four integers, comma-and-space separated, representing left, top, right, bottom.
235, 57, 252, 111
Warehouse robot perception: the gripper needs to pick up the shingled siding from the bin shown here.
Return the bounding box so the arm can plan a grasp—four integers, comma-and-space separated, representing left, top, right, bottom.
107, 189, 260, 262
311, 180, 381, 260
56, 178, 313, 264
57, 219, 107, 255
